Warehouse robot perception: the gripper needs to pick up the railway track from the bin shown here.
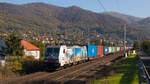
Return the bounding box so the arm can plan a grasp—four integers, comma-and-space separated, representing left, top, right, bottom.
138, 52, 150, 84
1, 52, 123, 84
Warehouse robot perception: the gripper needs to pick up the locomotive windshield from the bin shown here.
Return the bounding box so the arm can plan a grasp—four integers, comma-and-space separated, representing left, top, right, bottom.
45, 48, 60, 59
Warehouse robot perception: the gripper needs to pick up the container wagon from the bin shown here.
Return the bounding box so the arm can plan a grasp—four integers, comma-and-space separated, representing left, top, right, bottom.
44, 45, 127, 70
104, 46, 109, 55
112, 47, 115, 53
97, 46, 104, 58
121, 47, 124, 51
87, 45, 97, 60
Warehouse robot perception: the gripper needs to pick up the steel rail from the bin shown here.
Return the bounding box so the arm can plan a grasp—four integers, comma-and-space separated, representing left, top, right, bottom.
138, 55, 150, 84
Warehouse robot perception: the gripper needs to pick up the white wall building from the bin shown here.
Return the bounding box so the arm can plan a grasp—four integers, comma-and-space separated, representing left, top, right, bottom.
21, 40, 40, 60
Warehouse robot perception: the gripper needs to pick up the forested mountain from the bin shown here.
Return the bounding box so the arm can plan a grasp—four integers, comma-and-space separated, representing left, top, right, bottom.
135, 17, 150, 36
137, 17, 150, 28
0, 2, 149, 44
103, 12, 142, 24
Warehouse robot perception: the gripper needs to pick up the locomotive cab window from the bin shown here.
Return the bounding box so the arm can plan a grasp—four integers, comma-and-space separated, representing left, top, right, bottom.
45, 48, 60, 59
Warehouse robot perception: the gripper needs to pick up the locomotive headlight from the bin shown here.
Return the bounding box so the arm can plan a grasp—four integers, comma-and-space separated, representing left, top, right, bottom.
44, 60, 48, 62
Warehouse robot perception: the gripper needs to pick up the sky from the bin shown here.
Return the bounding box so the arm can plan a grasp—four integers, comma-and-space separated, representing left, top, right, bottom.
0, 0, 150, 18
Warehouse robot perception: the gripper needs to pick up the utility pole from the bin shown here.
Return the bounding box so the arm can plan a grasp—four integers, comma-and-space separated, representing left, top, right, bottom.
88, 27, 90, 45
124, 24, 127, 57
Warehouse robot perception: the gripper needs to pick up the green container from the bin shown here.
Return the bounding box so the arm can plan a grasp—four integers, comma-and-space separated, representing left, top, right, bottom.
112, 47, 115, 53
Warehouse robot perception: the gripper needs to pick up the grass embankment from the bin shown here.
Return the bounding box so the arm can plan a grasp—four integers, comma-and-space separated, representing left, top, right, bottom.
94, 54, 138, 84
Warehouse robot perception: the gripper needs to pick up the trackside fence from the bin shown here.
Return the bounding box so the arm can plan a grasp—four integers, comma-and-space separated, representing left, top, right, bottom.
138, 55, 150, 84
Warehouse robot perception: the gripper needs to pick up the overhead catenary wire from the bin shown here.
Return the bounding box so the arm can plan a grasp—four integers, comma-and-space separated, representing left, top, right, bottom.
96, 0, 107, 12
115, 0, 121, 11
115, 0, 127, 56
95, 0, 107, 45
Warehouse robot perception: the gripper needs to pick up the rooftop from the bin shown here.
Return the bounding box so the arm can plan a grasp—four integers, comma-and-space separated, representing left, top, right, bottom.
21, 40, 40, 51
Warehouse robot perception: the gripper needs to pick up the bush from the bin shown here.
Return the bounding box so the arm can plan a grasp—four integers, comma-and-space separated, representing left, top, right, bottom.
133, 41, 141, 50
5, 56, 23, 62
12, 61, 22, 72
5, 56, 23, 72
141, 40, 150, 54
21, 60, 45, 74
4, 56, 52, 74
23, 56, 35, 61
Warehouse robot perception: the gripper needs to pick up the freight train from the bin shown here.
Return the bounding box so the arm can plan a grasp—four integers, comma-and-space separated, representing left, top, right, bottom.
44, 45, 131, 68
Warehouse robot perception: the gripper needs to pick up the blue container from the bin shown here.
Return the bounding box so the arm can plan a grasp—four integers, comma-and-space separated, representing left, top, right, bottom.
104, 46, 109, 54
87, 45, 97, 57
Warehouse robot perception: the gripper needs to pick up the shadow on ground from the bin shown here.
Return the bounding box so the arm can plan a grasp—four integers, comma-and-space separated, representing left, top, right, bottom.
119, 56, 138, 84
22, 79, 86, 84
91, 55, 138, 84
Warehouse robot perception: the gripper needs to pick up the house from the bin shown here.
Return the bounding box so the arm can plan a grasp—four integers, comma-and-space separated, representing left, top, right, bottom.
21, 40, 40, 60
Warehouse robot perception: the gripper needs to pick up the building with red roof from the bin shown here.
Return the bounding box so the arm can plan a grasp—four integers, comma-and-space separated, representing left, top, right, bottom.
21, 40, 40, 59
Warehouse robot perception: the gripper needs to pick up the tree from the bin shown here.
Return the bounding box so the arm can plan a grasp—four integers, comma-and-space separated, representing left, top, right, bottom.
5, 33, 24, 56
133, 41, 141, 50
141, 40, 150, 53
30, 41, 46, 60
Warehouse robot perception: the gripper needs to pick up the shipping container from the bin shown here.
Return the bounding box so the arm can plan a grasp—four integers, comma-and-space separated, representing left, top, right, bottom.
104, 46, 109, 54
115, 46, 117, 53
100, 46, 104, 57
97, 46, 104, 57
87, 45, 97, 59
97, 46, 100, 57
121, 47, 124, 51
117, 47, 120, 52
108, 47, 112, 53
112, 47, 115, 53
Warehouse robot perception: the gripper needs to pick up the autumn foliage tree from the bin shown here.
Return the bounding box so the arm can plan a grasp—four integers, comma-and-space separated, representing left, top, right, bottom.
5, 33, 24, 56
30, 41, 46, 60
